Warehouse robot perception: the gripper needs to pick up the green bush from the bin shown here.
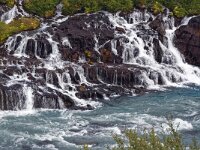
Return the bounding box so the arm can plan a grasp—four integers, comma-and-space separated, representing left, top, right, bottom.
23, 0, 60, 18
1, 0, 199, 18
103, 0, 133, 12
146, 0, 200, 17
151, 1, 163, 15
173, 6, 187, 18
111, 121, 200, 150
61, 0, 134, 15
61, 0, 84, 15
83, 120, 200, 150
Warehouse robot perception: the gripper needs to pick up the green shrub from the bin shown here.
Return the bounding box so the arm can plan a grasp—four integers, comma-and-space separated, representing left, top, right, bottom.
111, 121, 200, 150
61, 0, 134, 15
0, 17, 40, 43
173, 6, 187, 18
1, 0, 199, 18
61, 0, 83, 15
82, 120, 200, 150
148, 0, 200, 17
23, 0, 60, 18
133, 0, 147, 8
83, 0, 102, 13
151, 1, 163, 15
103, 0, 133, 12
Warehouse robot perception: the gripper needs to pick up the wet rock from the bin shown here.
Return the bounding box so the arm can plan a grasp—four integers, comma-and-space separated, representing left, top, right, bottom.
153, 38, 163, 63
34, 92, 61, 109
149, 15, 166, 41
56, 13, 114, 61
174, 16, 200, 67
0, 84, 26, 110
115, 27, 126, 34
0, 5, 9, 17
25, 38, 52, 58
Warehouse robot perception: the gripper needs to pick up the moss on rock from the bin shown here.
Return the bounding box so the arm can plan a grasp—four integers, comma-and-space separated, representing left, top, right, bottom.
0, 17, 40, 44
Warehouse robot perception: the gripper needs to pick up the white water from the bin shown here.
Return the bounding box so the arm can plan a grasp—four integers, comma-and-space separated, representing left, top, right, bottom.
1, 1, 29, 24
106, 11, 200, 88
0, 87, 199, 149
1, 5, 18, 23
24, 86, 34, 110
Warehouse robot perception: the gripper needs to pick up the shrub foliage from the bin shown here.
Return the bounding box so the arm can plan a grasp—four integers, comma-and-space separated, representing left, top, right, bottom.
111, 121, 200, 150
23, 0, 60, 18
83, 121, 200, 150
0, 0, 199, 17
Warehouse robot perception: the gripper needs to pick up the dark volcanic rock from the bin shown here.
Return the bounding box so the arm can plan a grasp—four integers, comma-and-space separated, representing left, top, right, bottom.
149, 15, 166, 41
153, 38, 163, 63
0, 5, 9, 17
56, 13, 115, 62
25, 38, 52, 58
174, 16, 200, 67
0, 84, 26, 110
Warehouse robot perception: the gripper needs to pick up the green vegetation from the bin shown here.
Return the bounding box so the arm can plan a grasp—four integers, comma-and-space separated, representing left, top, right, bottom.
61, 0, 200, 17
83, 121, 200, 150
20, 0, 200, 18
23, 0, 60, 18
111, 127, 200, 150
61, 0, 133, 15
151, 1, 163, 15
0, 17, 40, 43
0, 0, 15, 7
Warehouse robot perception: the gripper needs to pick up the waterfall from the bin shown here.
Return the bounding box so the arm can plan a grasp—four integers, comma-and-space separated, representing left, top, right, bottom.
1, 5, 18, 23
24, 86, 34, 110
1, 1, 200, 111
106, 11, 200, 87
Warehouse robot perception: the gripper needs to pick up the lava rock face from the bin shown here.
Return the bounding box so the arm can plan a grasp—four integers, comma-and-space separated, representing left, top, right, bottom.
55, 13, 123, 63
174, 16, 200, 67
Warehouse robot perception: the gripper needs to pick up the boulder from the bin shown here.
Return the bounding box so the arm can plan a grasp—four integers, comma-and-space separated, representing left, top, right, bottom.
174, 16, 200, 67
149, 15, 166, 41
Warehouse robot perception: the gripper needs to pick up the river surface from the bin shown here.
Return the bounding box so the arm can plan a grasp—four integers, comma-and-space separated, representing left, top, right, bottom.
0, 86, 200, 150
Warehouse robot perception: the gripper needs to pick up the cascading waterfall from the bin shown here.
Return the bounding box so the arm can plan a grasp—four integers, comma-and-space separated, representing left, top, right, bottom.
107, 11, 200, 87
1, 1, 200, 111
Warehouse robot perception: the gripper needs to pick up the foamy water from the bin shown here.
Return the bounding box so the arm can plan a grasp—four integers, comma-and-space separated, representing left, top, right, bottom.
0, 86, 199, 149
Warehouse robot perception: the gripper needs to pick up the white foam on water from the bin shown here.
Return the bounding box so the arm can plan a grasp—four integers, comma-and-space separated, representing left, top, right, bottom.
105, 127, 121, 135
0, 109, 38, 119
173, 118, 193, 130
